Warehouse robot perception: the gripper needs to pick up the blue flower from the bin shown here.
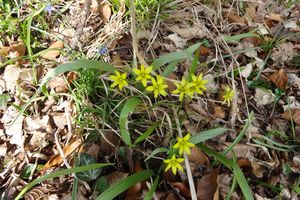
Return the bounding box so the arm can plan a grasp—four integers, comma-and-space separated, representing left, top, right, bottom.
98, 46, 108, 55
44, 3, 54, 15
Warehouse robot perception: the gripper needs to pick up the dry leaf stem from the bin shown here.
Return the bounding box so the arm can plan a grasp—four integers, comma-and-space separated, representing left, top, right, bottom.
173, 108, 197, 200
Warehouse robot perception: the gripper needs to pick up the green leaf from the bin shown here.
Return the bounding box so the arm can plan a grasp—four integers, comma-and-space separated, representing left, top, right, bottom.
15, 163, 112, 200
198, 144, 254, 200
20, 164, 35, 179
76, 153, 102, 181
145, 147, 169, 162
223, 112, 253, 155
134, 121, 160, 145
190, 127, 228, 145
95, 176, 109, 193
187, 48, 200, 82
42, 59, 116, 84
96, 170, 154, 200
151, 43, 202, 70
161, 61, 179, 77
0, 94, 10, 110
119, 97, 140, 146
222, 31, 258, 42
144, 175, 159, 200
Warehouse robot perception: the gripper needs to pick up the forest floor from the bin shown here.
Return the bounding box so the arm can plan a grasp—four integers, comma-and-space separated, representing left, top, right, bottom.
0, 0, 300, 199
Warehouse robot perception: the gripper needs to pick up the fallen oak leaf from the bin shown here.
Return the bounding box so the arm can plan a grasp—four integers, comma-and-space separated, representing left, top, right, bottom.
282, 109, 300, 126
269, 69, 288, 89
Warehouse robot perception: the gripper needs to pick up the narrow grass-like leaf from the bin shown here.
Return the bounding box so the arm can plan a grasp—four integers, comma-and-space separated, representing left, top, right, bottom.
187, 48, 200, 82
151, 43, 201, 70
190, 127, 228, 145
119, 97, 140, 146
198, 144, 254, 200
144, 175, 160, 200
42, 59, 116, 84
15, 163, 112, 200
134, 121, 160, 145
223, 31, 258, 42
223, 112, 253, 155
96, 170, 154, 200
161, 61, 179, 77
145, 147, 169, 162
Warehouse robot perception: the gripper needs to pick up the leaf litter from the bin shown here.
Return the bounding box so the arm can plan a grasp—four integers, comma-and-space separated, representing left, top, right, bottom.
0, 0, 299, 199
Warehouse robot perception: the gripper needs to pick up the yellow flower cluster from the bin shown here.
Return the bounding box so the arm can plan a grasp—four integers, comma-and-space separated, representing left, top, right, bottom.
164, 134, 195, 175
108, 65, 212, 101
108, 65, 235, 105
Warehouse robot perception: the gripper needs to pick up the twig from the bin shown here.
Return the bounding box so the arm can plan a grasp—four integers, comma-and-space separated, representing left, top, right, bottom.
173, 108, 197, 200
129, 0, 148, 68
54, 129, 72, 169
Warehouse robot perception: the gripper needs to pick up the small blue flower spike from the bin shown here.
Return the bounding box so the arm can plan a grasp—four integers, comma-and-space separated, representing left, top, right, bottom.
44, 3, 54, 15
98, 46, 108, 55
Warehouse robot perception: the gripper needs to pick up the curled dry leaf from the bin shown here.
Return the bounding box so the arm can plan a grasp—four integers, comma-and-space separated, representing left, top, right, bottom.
40, 138, 82, 173
197, 169, 219, 200
282, 109, 300, 126
269, 69, 288, 89
42, 41, 64, 60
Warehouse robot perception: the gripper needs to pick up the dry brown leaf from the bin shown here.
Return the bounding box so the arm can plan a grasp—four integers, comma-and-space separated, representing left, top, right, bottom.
166, 73, 177, 92
40, 138, 82, 173
52, 113, 67, 129
271, 42, 294, 62
99, 2, 111, 23
106, 171, 129, 186
237, 158, 251, 168
42, 41, 64, 60
269, 69, 288, 89
188, 147, 209, 166
169, 24, 206, 39
48, 76, 68, 92
171, 182, 191, 198
166, 193, 178, 200
213, 106, 225, 119
197, 169, 219, 200
282, 109, 300, 126
227, 11, 247, 25
251, 162, 265, 178
9, 40, 26, 57
265, 13, 283, 21
3, 64, 21, 92
84, 143, 100, 159
199, 46, 211, 57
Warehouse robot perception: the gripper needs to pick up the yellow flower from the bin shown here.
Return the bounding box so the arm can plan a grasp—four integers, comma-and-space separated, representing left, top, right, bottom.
133, 65, 153, 87
164, 155, 184, 175
146, 75, 168, 98
222, 86, 235, 106
190, 74, 208, 94
173, 134, 195, 155
109, 70, 128, 90
172, 77, 193, 101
